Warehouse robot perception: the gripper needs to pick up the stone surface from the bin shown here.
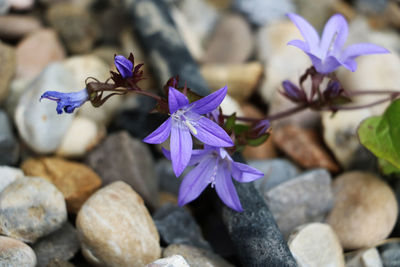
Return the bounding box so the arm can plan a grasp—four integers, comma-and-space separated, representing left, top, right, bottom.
56, 117, 104, 158
346, 248, 382, 267
163, 244, 233, 267
0, 235, 37, 267
0, 110, 19, 165
201, 62, 263, 102
33, 222, 79, 267
265, 169, 333, 238
248, 159, 299, 193
0, 0, 10, 14
0, 166, 23, 193
21, 157, 102, 213
15, 63, 78, 154
46, 259, 75, 267
0, 177, 67, 243
85, 131, 159, 208
0, 41, 15, 102
295, 0, 339, 31
288, 223, 345, 267
355, 0, 388, 14
0, 15, 42, 40
381, 244, 400, 267
202, 14, 253, 64
153, 204, 211, 250
146, 255, 189, 267
9, 0, 34, 10
273, 125, 340, 172
220, 94, 245, 117
156, 159, 182, 196
46, 2, 99, 54
76, 181, 161, 267
327, 172, 398, 250
15, 29, 66, 80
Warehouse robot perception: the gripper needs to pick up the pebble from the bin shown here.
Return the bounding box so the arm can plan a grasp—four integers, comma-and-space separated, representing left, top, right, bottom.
381, 244, 400, 267
0, 236, 37, 267
46, 259, 75, 267
76, 181, 161, 267
233, 0, 295, 26
0, 166, 23, 193
146, 255, 190, 267
355, 0, 388, 14
9, 0, 34, 10
288, 223, 345, 267
295, 0, 340, 31
265, 169, 334, 238
0, 15, 42, 40
0, 41, 15, 102
220, 94, 245, 117
32, 222, 79, 267
248, 159, 299, 193
85, 131, 159, 208
153, 204, 211, 250
273, 125, 340, 172
14, 63, 78, 154
0, 0, 10, 14
21, 157, 102, 213
0, 177, 67, 243
202, 14, 254, 64
46, 2, 99, 54
0, 110, 19, 166
163, 244, 234, 267
346, 248, 382, 267
327, 172, 398, 250
15, 29, 66, 80
56, 117, 104, 158
200, 62, 263, 102
156, 159, 182, 196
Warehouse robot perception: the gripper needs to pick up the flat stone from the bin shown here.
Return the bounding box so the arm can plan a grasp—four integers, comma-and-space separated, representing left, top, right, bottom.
273, 125, 340, 172
163, 244, 233, 267
33, 222, 79, 267
202, 14, 254, 64
0, 236, 36, 267
265, 169, 333, 238
288, 223, 345, 267
76, 181, 161, 267
346, 248, 382, 267
153, 204, 211, 250
0, 110, 19, 165
21, 157, 102, 213
0, 15, 42, 40
85, 131, 158, 208
0, 177, 67, 243
327, 172, 398, 250
146, 255, 190, 267
15, 29, 66, 80
0, 166, 24, 193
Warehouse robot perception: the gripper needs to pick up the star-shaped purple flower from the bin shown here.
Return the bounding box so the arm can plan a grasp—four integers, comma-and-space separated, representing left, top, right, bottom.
40, 88, 89, 114
143, 86, 234, 176
287, 13, 389, 74
163, 145, 263, 212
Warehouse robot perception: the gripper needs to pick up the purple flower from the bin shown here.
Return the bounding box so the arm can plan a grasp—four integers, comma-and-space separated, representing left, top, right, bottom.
287, 13, 389, 74
40, 88, 89, 114
114, 54, 134, 78
163, 145, 263, 212
281, 80, 307, 102
143, 86, 234, 176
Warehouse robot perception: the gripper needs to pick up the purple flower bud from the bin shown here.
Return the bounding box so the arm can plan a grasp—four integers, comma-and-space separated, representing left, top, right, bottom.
40, 88, 89, 114
114, 55, 134, 78
324, 80, 341, 98
253, 119, 271, 135
282, 80, 307, 102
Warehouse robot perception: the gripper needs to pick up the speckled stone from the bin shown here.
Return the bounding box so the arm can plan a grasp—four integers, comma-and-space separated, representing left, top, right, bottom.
0, 166, 24, 193
146, 255, 190, 267
0, 236, 37, 267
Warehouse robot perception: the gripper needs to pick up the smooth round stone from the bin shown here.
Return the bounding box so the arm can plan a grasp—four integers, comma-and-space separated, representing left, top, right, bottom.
0, 0, 10, 14
0, 15, 42, 40
0, 177, 67, 243
76, 181, 161, 267
0, 166, 24, 192
0, 236, 37, 267
14, 63, 78, 154
9, 0, 34, 10
146, 255, 190, 267
220, 94, 244, 117
21, 157, 102, 213
327, 172, 398, 250
346, 248, 383, 267
288, 223, 345, 267
56, 117, 104, 158
0, 41, 15, 102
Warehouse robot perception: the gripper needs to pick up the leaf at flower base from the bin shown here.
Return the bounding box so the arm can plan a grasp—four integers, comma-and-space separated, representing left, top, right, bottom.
225, 113, 236, 132
246, 133, 270, 147
358, 99, 400, 170
234, 124, 250, 135
378, 158, 400, 175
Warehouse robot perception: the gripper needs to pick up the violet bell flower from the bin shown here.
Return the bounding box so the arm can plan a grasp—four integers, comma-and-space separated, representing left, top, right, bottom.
163, 145, 264, 212
40, 88, 89, 114
114, 54, 133, 78
143, 86, 234, 177
287, 13, 389, 74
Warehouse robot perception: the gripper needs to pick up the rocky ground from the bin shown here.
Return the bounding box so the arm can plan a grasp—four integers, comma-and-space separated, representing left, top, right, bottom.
1, 0, 400, 266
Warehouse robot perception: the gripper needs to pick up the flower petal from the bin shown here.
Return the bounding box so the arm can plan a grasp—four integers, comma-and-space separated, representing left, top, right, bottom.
306, 53, 341, 74
215, 162, 243, 212
188, 148, 210, 166
287, 13, 320, 52
287, 39, 309, 52
169, 87, 189, 114
178, 156, 215, 206
170, 125, 193, 176
161, 147, 171, 160
143, 118, 172, 144
193, 117, 233, 147
320, 14, 348, 57
190, 86, 227, 114
341, 43, 390, 61
115, 55, 134, 78
231, 162, 264, 182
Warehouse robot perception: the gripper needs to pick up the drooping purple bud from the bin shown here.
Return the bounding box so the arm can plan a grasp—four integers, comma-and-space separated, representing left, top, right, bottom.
253, 119, 270, 135
324, 80, 341, 98
281, 80, 307, 102
114, 55, 134, 78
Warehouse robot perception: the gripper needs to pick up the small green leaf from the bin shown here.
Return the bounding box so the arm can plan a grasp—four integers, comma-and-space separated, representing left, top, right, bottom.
247, 133, 270, 146
234, 124, 250, 135
378, 158, 400, 175
225, 113, 236, 132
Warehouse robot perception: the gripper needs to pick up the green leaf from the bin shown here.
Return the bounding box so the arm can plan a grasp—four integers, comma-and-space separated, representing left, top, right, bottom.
224, 113, 236, 132
379, 158, 400, 175
234, 124, 250, 135
247, 133, 270, 146
358, 99, 400, 170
